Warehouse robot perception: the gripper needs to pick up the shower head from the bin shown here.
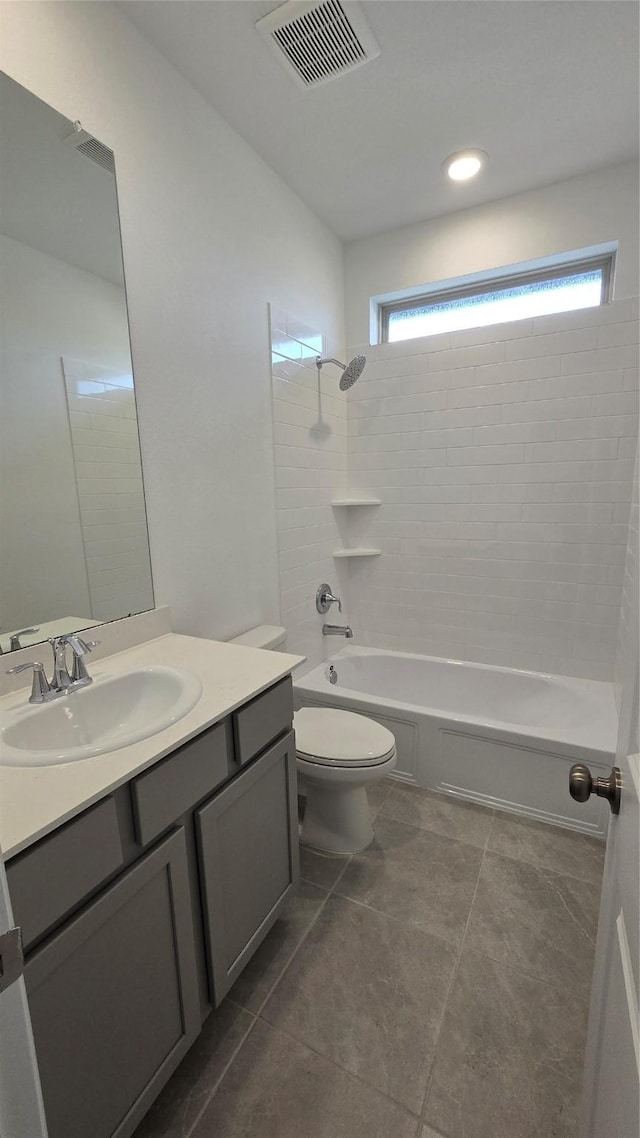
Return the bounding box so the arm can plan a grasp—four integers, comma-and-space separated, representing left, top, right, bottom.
339, 354, 367, 390
316, 354, 366, 390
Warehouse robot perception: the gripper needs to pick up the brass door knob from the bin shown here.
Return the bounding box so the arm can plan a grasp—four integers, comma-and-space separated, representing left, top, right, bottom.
569, 763, 621, 815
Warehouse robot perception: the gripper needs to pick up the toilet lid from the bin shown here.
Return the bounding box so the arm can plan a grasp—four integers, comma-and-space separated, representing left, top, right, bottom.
294, 707, 395, 765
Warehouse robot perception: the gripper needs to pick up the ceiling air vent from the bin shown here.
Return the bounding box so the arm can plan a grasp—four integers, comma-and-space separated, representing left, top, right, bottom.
63, 123, 115, 176
256, 0, 381, 90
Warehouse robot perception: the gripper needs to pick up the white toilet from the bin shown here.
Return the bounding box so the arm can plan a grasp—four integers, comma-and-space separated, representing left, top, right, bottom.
294, 706, 396, 854
229, 626, 397, 854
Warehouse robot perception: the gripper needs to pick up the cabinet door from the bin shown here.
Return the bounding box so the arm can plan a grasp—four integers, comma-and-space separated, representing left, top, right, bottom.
24, 828, 200, 1138
196, 730, 299, 1004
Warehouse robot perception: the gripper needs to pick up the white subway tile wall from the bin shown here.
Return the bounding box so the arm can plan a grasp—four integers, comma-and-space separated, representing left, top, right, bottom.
614, 445, 639, 729
63, 357, 154, 622
343, 297, 639, 680
270, 308, 349, 669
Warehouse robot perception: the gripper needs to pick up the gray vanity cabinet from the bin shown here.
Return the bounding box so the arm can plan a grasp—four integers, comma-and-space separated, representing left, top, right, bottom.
197, 729, 299, 1003
24, 828, 200, 1138
6, 674, 298, 1138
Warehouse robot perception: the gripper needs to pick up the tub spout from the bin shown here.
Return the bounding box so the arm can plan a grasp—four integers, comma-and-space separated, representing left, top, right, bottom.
322, 624, 353, 638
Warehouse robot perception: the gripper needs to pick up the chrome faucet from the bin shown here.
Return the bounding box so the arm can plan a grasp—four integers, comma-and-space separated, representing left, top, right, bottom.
322, 624, 353, 638
7, 635, 100, 704
50, 635, 100, 691
50, 636, 75, 690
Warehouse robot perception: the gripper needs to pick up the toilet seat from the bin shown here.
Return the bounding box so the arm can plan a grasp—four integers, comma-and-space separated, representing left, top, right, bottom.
294, 707, 396, 768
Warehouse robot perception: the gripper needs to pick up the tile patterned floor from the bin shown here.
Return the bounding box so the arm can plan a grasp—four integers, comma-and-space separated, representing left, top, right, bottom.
134, 782, 604, 1138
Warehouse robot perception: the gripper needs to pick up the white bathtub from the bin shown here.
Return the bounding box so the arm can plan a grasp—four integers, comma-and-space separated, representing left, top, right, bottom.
294, 646, 618, 837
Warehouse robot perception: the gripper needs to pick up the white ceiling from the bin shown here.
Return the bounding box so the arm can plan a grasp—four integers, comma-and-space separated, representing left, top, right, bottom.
119, 0, 639, 242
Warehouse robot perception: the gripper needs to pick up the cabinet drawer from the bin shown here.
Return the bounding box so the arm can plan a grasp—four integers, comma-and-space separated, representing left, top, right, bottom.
232, 676, 293, 767
6, 797, 123, 950
131, 720, 232, 847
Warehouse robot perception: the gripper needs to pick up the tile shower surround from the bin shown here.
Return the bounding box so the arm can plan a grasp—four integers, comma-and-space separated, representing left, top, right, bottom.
614, 447, 639, 717
63, 357, 154, 623
270, 306, 349, 670
271, 297, 639, 680
133, 782, 603, 1138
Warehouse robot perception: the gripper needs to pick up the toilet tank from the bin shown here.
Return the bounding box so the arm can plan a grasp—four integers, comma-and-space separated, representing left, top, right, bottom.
228, 624, 287, 651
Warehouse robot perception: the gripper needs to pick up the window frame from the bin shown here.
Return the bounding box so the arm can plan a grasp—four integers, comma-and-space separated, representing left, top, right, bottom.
378, 253, 615, 345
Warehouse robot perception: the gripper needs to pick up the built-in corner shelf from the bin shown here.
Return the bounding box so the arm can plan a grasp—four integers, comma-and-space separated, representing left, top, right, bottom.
331, 498, 381, 507
331, 498, 380, 558
332, 548, 382, 558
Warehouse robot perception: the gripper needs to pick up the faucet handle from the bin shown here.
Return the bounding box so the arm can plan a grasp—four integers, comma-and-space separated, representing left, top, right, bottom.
6, 661, 53, 704
9, 628, 40, 652
66, 636, 100, 657
67, 638, 100, 685
316, 583, 342, 615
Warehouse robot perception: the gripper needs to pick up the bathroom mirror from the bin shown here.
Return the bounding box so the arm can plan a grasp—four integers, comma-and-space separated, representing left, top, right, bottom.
0, 71, 154, 653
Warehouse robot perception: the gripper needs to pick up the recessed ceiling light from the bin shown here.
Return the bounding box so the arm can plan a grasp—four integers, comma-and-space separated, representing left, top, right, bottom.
443, 149, 488, 182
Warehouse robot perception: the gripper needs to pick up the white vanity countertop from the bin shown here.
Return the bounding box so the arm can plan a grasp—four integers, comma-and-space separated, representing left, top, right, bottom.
0, 632, 304, 860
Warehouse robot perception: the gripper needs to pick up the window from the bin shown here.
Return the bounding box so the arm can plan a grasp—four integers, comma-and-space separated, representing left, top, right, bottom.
379, 255, 614, 344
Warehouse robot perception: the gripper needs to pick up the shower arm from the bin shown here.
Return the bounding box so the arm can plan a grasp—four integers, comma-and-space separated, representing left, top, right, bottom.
316, 355, 346, 370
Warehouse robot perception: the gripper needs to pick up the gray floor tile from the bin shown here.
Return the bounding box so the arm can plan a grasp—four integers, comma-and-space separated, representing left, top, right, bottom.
262, 895, 457, 1113
380, 784, 493, 849
299, 845, 351, 890
132, 1000, 254, 1138
420, 1128, 448, 1138
191, 1019, 418, 1138
465, 851, 599, 995
229, 880, 327, 1012
487, 812, 605, 884
336, 816, 483, 944
424, 949, 589, 1138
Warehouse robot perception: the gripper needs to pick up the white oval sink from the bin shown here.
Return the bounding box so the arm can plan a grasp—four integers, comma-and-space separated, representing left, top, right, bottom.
0, 665, 202, 767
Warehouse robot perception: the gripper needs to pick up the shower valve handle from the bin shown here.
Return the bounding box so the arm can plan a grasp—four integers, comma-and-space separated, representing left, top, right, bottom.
316, 584, 342, 615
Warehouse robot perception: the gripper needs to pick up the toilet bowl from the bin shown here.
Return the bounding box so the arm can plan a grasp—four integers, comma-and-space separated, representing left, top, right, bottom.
294, 707, 396, 854
228, 626, 396, 854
